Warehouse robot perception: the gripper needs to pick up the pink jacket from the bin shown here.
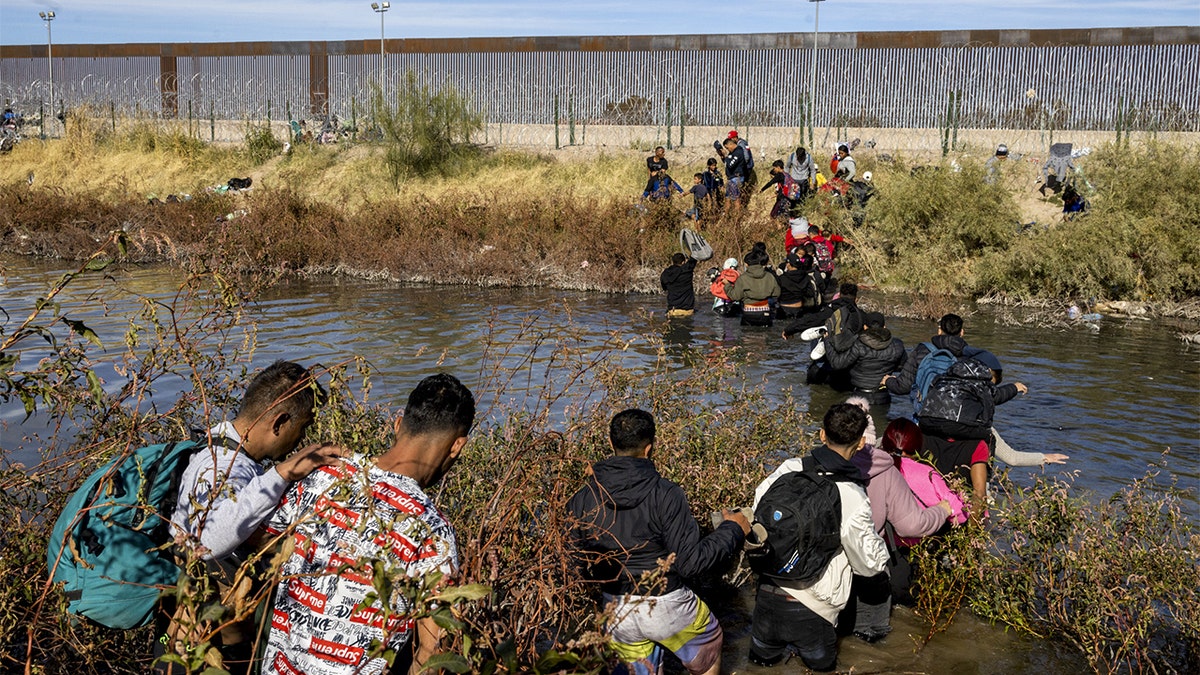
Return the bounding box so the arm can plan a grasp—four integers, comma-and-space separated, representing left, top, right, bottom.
897, 456, 968, 545
853, 446, 947, 540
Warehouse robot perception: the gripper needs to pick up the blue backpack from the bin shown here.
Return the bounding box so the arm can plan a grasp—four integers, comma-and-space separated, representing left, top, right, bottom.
47, 439, 202, 629
912, 342, 958, 416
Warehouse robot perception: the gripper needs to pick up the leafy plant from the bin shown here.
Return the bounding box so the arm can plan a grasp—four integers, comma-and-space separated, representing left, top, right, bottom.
371, 72, 484, 182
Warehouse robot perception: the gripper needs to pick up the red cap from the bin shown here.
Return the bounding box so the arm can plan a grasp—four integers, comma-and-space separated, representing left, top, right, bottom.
727, 130, 739, 138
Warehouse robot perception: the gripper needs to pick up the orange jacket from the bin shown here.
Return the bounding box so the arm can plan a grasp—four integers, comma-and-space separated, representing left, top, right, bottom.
710, 268, 740, 301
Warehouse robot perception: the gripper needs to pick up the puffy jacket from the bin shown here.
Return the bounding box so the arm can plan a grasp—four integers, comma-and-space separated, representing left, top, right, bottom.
885, 334, 969, 396
824, 327, 907, 404
726, 265, 780, 304
660, 258, 697, 310
753, 447, 888, 623
851, 446, 947, 539
710, 268, 739, 301
919, 358, 1019, 433
567, 456, 744, 596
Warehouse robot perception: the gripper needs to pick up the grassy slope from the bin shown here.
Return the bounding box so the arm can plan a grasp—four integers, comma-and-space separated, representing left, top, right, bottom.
2, 120, 1198, 304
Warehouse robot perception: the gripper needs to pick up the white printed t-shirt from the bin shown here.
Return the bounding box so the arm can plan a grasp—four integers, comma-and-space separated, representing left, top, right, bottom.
262, 455, 458, 675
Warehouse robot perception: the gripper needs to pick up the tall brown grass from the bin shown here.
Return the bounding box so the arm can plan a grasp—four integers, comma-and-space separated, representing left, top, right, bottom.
3, 118, 1199, 303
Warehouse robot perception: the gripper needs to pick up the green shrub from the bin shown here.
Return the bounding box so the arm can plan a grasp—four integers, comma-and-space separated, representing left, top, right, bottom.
856, 158, 1020, 293
914, 468, 1199, 673
243, 124, 283, 164
371, 71, 484, 181
974, 142, 1200, 300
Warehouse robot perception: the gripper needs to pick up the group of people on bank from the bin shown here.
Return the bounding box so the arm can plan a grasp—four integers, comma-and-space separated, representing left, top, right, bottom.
640, 131, 872, 224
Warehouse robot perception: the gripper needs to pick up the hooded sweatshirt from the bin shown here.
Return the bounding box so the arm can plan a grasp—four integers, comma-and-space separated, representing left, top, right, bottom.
567, 456, 744, 596
851, 446, 948, 539
726, 264, 780, 304
753, 446, 888, 623
660, 258, 697, 310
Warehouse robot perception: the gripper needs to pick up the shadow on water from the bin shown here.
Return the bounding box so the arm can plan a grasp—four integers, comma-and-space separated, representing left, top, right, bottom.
2, 257, 1196, 671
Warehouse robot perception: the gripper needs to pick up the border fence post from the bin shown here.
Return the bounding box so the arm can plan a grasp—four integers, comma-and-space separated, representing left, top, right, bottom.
666, 97, 673, 150
210, 101, 215, 142
554, 94, 560, 150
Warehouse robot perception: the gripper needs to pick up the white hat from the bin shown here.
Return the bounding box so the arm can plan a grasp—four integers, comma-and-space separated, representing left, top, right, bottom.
723, 257, 739, 270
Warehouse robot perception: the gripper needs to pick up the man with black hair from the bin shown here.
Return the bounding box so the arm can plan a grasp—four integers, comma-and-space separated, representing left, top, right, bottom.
262, 373, 476, 675
168, 360, 346, 673
786, 146, 815, 200
661, 252, 698, 317
748, 403, 888, 671
567, 409, 750, 675
781, 282, 863, 342
881, 313, 968, 398
721, 137, 750, 209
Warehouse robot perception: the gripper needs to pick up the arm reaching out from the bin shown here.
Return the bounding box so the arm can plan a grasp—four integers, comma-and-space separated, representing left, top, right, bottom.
275, 443, 347, 482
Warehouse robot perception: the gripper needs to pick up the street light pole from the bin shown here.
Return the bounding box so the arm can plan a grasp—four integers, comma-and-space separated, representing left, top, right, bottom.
371, 2, 390, 99
808, 0, 825, 149
39, 10, 55, 133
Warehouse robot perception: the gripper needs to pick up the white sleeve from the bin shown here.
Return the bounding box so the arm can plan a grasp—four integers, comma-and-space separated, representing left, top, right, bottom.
841, 486, 889, 576
184, 453, 290, 560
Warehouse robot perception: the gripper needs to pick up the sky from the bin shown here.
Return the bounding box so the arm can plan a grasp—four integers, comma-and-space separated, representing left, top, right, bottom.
1, 0, 1196, 45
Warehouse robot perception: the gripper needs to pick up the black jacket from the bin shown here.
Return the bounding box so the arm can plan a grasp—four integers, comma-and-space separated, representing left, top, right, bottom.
919, 358, 1019, 435
825, 327, 907, 404
660, 258, 697, 310
781, 296, 863, 345
885, 334, 969, 395
566, 456, 744, 595
776, 269, 822, 307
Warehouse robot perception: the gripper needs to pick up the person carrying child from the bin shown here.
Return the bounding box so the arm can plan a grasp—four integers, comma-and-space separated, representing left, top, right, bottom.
709, 257, 742, 317
724, 245, 779, 327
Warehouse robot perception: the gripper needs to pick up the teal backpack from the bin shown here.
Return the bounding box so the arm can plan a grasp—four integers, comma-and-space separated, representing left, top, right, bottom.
47, 439, 202, 629
912, 342, 959, 416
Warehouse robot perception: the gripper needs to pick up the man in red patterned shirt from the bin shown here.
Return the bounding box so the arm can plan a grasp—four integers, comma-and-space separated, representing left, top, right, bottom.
262, 373, 475, 675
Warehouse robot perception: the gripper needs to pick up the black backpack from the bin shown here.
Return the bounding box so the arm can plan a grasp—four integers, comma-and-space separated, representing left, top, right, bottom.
748, 458, 843, 584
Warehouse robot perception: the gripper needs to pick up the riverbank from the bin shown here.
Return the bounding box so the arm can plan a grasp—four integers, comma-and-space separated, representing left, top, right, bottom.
1, 253, 1196, 673
2, 121, 1198, 307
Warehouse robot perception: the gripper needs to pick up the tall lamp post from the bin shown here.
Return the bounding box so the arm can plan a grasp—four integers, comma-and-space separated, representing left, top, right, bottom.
39, 10, 55, 135
808, 0, 825, 147
371, 2, 390, 99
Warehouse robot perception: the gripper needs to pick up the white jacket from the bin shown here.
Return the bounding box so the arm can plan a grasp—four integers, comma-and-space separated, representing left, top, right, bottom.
753, 456, 889, 624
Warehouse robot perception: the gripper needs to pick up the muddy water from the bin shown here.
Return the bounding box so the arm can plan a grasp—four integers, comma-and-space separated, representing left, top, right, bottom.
2, 257, 1196, 672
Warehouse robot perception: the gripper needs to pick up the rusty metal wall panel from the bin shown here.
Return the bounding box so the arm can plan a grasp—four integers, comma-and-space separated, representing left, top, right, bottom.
3, 40, 1197, 132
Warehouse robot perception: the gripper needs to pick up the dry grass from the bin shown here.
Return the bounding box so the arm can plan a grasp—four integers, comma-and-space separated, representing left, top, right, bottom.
4, 122, 1200, 305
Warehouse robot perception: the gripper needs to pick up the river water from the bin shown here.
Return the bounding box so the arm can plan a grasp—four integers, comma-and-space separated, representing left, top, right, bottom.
2, 256, 1197, 672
